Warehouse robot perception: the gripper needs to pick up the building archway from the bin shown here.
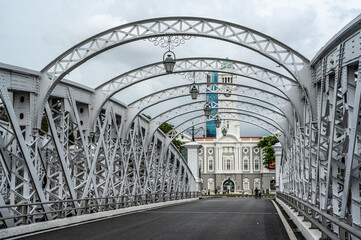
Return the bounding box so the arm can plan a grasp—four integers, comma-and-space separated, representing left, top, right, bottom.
223, 178, 235, 193
254, 178, 261, 190
270, 180, 276, 191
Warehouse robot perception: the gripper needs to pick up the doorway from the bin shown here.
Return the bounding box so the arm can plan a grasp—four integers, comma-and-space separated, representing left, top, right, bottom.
223, 179, 235, 193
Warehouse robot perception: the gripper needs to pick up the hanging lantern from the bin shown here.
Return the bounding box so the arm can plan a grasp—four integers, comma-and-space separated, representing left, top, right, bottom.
215, 116, 221, 128
222, 127, 227, 136
189, 84, 199, 100
163, 51, 176, 74
224, 88, 231, 97
204, 104, 211, 116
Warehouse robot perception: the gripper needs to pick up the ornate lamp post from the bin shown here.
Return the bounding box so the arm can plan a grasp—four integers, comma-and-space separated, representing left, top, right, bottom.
150, 35, 191, 74
183, 126, 204, 141
204, 104, 211, 116
224, 88, 231, 97
221, 126, 227, 136
163, 51, 176, 74
189, 72, 199, 100
215, 116, 221, 128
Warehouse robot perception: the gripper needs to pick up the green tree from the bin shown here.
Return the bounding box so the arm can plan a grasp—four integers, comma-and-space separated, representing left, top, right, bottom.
159, 122, 183, 151
145, 117, 184, 151
143, 114, 152, 120
159, 122, 174, 134
257, 135, 279, 168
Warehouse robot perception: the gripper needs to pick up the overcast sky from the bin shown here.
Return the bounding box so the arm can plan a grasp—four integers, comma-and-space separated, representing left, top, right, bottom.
1, 0, 360, 136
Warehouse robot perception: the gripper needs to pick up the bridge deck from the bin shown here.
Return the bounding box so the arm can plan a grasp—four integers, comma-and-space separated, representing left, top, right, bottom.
20, 198, 290, 240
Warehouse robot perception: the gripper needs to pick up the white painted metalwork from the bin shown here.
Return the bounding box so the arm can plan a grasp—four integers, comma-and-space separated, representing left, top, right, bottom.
0, 15, 359, 239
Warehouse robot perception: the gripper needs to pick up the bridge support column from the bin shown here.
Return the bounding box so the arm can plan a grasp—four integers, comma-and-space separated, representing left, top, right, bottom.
184, 142, 203, 192
274, 143, 282, 192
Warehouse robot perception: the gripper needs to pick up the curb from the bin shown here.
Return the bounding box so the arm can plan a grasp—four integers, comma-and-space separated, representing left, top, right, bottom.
276, 198, 322, 240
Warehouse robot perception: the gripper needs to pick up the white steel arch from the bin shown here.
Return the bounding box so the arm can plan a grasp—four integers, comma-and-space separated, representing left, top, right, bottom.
88, 58, 306, 129
164, 111, 285, 148
147, 101, 287, 144
36, 16, 312, 129
123, 83, 290, 137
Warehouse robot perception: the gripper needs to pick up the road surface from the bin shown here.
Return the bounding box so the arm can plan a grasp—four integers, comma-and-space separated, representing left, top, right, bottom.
20, 197, 290, 240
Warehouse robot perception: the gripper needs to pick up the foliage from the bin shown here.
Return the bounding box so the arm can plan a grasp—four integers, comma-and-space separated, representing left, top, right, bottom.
40, 116, 49, 136
0, 107, 9, 122
159, 122, 174, 134
143, 114, 152, 120
172, 139, 183, 151
257, 135, 279, 168
159, 122, 184, 151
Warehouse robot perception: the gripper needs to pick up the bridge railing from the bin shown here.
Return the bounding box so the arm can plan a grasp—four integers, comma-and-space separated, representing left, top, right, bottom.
277, 192, 361, 240
0, 192, 200, 229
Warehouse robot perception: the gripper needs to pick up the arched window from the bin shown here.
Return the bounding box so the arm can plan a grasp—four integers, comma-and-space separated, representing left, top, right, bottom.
223, 156, 234, 171
243, 157, 249, 171
208, 158, 213, 171
254, 157, 260, 171
226, 159, 231, 170
254, 178, 261, 189
270, 180, 276, 190
243, 178, 250, 190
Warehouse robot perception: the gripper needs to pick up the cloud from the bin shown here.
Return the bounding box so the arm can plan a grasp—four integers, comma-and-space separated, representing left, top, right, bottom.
62, 14, 127, 43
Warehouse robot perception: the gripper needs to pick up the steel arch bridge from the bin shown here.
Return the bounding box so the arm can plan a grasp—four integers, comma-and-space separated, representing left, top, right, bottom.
0, 15, 360, 238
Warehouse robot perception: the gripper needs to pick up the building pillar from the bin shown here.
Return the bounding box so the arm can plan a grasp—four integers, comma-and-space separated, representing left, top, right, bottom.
273, 142, 282, 192
184, 142, 203, 192
235, 145, 240, 172
217, 146, 222, 172
250, 145, 253, 173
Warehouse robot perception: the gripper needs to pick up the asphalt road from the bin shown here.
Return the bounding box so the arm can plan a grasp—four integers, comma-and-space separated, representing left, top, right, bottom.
21, 197, 290, 240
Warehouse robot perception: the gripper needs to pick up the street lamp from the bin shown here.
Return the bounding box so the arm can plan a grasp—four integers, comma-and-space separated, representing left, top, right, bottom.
163, 51, 176, 74
215, 116, 221, 128
204, 104, 211, 116
189, 72, 199, 100
184, 126, 204, 141
224, 88, 231, 97
221, 127, 227, 136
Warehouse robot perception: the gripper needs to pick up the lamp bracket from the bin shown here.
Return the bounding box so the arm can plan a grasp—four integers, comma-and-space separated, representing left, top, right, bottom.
147, 35, 193, 50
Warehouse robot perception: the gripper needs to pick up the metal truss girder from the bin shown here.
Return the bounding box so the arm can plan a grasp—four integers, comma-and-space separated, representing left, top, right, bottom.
165, 113, 286, 152
147, 104, 287, 147
340, 58, 361, 218
36, 17, 311, 133
123, 83, 291, 138
41, 16, 309, 94
0, 86, 52, 220
167, 111, 283, 140
45, 103, 78, 204
91, 58, 304, 121
122, 82, 292, 138
128, 83, 288, 109
97, 58, 298, 96
65, 91, 100, 200
152, 99, 286, 125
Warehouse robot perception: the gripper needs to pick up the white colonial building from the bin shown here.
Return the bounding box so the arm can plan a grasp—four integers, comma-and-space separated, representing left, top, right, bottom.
195, 135, 276, 194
